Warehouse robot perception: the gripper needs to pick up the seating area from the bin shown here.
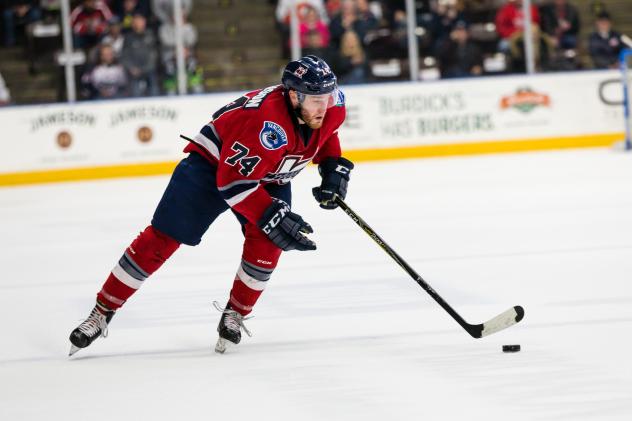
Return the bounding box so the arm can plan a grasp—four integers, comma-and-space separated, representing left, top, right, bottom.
286, 0, 632, 83
0, 0, 211, 103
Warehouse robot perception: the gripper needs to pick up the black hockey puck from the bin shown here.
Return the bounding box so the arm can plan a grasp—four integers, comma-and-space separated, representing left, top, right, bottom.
502, 344, 520, 353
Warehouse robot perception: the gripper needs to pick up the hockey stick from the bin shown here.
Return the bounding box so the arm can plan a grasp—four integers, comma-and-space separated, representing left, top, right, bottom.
335, 196, 524, 338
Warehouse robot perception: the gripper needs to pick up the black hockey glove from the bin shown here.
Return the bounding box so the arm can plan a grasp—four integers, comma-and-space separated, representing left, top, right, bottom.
312, 157, 354, 210
258, 200, 317, 252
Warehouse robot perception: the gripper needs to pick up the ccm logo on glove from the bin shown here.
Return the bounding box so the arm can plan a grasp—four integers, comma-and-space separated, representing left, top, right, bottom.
258, 200, 316, 251
260, 204, 290, 234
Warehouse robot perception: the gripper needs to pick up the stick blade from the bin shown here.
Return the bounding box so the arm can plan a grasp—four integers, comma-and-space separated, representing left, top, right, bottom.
477, 305, 524, 338
467, 306, 524, 338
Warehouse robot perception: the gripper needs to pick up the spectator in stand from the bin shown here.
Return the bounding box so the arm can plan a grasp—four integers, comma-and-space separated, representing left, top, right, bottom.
82, 43, 127, 99
390, 8, 408, 51
383, 4, 426, 56
70, 0, 113, 49
589, 12, 625, 69
151, 0, 191, 25
162, 47, 204, 95
100, 17, 125, 58
356, 0, 378, 23
301, 29, 339, 69
0, 71, 11, 105
299, 5, 330, 48
539, 0, 580, 50
329, 0, 377, 48
120, 13, 158, 96
495, 0, 539, 52
428, 0, 466, 52
326, 0, 342, 17
276, 0, 328, 26
380, 0, 405, 27
113, 0, 151, 33
3, 0, 42, 46
159, 11, 197, 65
275, 0, 328, 57
510, 23, 555, 71
437, 20, 483, 78
335, 30, 369, 84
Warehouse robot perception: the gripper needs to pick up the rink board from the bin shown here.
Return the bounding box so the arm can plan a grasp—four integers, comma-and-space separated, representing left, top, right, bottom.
0, 70, 626, 186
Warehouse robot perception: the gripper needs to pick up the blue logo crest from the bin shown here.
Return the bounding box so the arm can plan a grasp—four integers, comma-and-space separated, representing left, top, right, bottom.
335, 89, 345, 106
259, 121, 288, 150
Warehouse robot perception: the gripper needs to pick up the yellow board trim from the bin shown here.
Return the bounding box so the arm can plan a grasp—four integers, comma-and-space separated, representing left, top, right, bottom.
0, 162, 179, 187
343, 132, 623, 162
0, 133, 623, 187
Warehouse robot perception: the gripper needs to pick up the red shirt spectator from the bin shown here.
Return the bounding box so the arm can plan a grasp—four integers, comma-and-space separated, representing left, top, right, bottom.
71, 0, 113, 38
299, 6, 330, 48
495, 0, 539, 39
276, 0, 329, 25
326, 0, 342, 17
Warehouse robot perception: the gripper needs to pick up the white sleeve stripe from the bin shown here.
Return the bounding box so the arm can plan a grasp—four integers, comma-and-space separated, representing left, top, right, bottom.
112, 263, 143, 290
218, 179, 260, 192
193, 132, 220, 160
225, 184, 259, 207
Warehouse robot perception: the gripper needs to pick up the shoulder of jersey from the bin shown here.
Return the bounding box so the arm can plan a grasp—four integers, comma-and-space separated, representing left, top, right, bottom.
242, 84, 285, 112
242, 85, 292, 152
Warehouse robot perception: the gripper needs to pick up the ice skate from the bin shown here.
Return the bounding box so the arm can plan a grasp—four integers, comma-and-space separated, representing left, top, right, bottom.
68, 303, 115, 356
213, 301, 251, 354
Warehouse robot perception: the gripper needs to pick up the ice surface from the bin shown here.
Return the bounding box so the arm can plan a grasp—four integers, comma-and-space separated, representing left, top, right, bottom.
1, 149, 631, 420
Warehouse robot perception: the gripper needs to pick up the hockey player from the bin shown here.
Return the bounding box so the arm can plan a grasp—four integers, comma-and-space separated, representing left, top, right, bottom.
69, 55, 354, 355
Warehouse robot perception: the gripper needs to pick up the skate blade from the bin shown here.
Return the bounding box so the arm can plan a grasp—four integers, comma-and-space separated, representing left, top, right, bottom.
68, 344, 81, 357
214, 338, 232, 354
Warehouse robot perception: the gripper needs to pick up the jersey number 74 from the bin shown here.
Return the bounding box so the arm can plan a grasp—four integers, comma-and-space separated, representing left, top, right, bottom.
225, 142, 261, 177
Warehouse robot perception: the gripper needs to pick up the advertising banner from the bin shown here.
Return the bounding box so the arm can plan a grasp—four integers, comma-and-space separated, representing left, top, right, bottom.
0, 93, 237, 173
338, 70, 625, 148
0, 70, 626, 182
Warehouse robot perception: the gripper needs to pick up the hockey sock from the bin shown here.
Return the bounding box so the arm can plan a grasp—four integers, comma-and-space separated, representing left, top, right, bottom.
97, 225, 180, 310
228, 259, 275, 316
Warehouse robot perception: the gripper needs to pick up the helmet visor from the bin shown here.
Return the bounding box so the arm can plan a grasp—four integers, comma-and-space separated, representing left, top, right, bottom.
297, 88, 340, 109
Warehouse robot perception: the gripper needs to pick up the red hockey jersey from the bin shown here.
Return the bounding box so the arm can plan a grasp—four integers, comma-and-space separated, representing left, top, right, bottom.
183, 85, 346, 224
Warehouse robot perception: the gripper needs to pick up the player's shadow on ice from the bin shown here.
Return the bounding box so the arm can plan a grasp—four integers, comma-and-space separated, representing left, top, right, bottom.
66, 328, 457, 361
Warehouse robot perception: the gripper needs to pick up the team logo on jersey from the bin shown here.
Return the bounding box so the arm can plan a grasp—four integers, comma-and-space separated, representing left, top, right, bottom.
259, 121, 288, 150
262, 155, 312, 184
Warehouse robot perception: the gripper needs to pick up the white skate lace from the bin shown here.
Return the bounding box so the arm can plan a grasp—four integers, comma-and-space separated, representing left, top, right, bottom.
213, 301, 252, 337
78, 308, 110, 339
